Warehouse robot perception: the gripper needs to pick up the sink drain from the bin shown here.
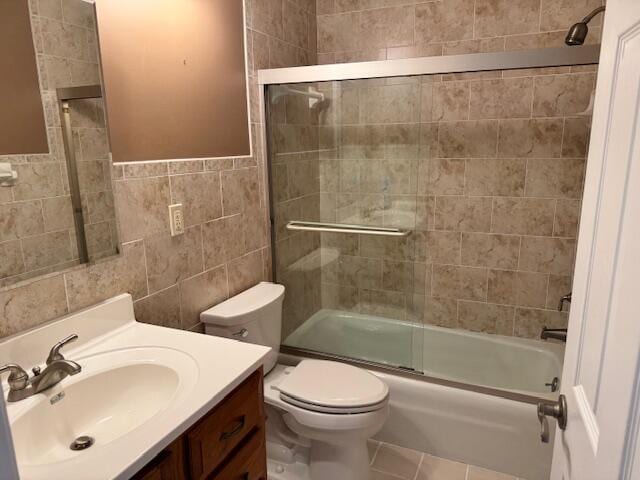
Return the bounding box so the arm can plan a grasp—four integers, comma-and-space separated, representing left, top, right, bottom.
70, 436, 94, 451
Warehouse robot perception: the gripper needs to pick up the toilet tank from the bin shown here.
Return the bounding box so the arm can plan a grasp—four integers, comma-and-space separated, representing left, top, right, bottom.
200, 282, 285, 374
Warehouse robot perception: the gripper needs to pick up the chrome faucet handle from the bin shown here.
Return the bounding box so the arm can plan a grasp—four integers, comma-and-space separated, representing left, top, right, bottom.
0, 364, 29, 391
46, 334, 78, 365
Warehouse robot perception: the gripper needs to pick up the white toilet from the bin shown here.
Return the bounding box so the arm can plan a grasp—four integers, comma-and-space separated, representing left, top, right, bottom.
201, 282, 389, 480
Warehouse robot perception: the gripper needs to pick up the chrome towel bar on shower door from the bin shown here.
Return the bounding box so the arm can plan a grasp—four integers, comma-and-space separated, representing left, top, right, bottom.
286, 221, 411, 237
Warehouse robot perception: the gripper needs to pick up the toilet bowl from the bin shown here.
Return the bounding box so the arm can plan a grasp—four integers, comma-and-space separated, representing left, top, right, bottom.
201, 282, 389, 480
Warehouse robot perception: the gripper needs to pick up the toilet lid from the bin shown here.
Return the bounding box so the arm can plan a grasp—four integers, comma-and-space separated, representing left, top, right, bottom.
275, 360, 389, 409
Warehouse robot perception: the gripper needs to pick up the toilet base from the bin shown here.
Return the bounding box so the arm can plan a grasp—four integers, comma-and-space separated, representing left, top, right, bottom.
308, 440, 370, 480
267, 458, 310, 480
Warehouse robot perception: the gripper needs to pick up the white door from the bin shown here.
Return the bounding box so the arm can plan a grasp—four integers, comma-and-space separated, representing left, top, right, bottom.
550, 0, 640, 478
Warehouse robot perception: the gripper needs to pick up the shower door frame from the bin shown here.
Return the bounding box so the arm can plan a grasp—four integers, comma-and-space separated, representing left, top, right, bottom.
258, 45, 601, 405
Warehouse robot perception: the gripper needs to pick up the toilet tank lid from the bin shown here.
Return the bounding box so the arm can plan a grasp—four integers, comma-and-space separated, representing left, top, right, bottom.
200, 282, 285, 326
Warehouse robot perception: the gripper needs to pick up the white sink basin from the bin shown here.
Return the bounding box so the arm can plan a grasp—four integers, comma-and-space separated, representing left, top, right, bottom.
0, 294, 271, 480
9, 347, 197, 468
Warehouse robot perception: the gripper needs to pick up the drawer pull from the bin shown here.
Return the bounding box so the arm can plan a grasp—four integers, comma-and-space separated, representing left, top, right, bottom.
220, 416, 246, 441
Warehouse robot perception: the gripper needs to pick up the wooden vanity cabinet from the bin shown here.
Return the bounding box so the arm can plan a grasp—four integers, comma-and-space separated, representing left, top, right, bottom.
132, 368, 266, 480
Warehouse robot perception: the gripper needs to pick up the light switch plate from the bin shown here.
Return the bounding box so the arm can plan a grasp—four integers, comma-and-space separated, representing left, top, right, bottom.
169, 204, 185, 236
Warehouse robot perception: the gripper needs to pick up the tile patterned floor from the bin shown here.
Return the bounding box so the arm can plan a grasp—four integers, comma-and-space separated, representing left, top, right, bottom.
368, 440, 526, 480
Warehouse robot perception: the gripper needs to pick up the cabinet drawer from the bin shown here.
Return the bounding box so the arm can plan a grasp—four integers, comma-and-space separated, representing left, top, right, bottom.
187, 370, 264, 479
208, 429, 267, 480
132, 437, 185, 480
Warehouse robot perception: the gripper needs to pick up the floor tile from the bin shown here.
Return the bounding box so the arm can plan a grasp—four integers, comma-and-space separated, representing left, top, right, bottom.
368, 439, 381, 463
468, 465, 517, 480
371, 443, 423, 480
372, 470, 406, 480
416, 454, 468, 480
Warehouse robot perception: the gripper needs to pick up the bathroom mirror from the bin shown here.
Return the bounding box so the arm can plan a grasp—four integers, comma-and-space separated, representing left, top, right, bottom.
0, 0, 119, 287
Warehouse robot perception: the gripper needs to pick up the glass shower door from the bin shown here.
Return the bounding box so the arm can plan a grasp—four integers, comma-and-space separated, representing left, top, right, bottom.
267, 77, 426, 373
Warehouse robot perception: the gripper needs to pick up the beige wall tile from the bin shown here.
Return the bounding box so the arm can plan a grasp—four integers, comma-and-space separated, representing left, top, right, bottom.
562, 116, 591, 158
525, 158, 585, 198
251, 0, 284, 38
133, 286, 181, 329
0, 275, 68, 337
432, 264, 487, 301
533, 74, 595, 117
491, 197, 555, 236
554, 199, 580, 237
519, 236, 575, 275
435, 196, 492, 232
422, 231, 462, 264
429, 82, 470, 121
547, 274, 572, 310
321, 282, 359, 310
415, 0, 475, 44
179, 265, 229, 329
317, 12, 361, 52
284, 0, 310, 49
469, 77, 533, 120
424, 296, 458, 328
465, 158, 526, 197
498, 119, 563, 158
488, 269, 548, 308
438, 120, 498, 158
360, 6, 414, 49
458, 301, 514, 335
170, 173, 223, 226
539, 0, 603, 32
361, 288, 406, 319
13, 163, 63, 201
144, 227, 204, 293
21, 231, 72, 271
42, 196, 74, 232
0, 241, 25, 279
514, 307, 568, 339
474, 0, 541, 37
0, 202, 45, 243
114, 176, 171, 242
361, 84, 420, 124
461, 233, 520, 269
326, 255, 382, 289
228, 250, 264, 296
64, 241, 147, 310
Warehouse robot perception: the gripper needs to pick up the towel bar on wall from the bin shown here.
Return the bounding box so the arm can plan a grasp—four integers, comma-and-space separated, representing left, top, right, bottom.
285, 221, 411, 237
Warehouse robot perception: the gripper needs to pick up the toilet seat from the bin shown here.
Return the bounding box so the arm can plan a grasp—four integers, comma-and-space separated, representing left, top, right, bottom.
273, 360, 389, 414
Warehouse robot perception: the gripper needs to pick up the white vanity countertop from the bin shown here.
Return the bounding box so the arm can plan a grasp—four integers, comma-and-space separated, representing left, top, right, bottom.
0, 294, 271, 480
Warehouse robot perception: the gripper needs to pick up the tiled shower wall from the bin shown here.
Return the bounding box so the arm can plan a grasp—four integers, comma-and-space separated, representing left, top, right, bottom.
315, 67, 593, 339
0, 0, 101, 285
305, 0, 601, 340
316, 0, 604, 63
0, 0, 317, 338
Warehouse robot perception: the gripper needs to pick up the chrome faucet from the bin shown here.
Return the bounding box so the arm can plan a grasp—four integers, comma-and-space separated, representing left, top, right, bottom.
540, 327, 568, 342
0, 334, 81, 402
558, 292, 572, 311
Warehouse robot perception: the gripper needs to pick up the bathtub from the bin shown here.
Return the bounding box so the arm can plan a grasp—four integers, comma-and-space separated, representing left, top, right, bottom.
285, 309, 564, 397
281, 308, 565, 480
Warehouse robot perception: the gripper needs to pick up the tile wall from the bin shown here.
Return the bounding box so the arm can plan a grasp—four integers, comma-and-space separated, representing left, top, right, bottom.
316, 0, 604, 63
0, 0, 102, 285
0, 0, 317, 338
314, 65, 593, 339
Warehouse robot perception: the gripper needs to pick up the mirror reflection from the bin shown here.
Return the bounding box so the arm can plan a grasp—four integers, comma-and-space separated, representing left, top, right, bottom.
0, 0, 118, 286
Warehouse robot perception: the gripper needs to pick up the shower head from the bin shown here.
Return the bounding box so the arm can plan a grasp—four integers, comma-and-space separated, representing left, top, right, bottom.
565, 6, 605, 46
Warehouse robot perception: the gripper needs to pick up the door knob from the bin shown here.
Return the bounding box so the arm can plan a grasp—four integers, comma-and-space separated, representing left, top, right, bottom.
537, 394, 567, 443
